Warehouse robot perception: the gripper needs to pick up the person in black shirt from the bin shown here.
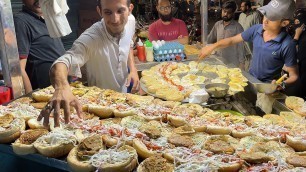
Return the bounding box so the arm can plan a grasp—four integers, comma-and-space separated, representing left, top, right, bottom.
14, 0, 65, 93
181, 0, 195, 20
293, 10, 306, 99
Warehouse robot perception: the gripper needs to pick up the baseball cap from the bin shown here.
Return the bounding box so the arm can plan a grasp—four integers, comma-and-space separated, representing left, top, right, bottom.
258, 0, 296, 21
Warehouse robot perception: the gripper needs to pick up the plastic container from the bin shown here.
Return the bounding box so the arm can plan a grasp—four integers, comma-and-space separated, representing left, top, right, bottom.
137, 39, 146, 62
0, 86, 11, 104
145, 40, 154, 62
153, 41, 185, 62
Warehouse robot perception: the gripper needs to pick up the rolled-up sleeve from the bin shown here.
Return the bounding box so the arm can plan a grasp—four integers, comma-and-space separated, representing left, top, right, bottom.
52, 32, 94, 78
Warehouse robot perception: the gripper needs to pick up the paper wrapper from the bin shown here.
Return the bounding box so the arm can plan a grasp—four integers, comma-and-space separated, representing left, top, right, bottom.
189, 89, 209, 104
256, 93, 275, 114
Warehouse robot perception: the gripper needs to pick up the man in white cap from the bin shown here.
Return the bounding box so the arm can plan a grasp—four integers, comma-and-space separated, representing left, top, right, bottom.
199, 0, 298, 91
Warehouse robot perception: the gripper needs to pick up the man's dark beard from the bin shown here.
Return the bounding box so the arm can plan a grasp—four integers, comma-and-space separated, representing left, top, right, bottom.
159, 13, 173, 22
222, 16, 232, 22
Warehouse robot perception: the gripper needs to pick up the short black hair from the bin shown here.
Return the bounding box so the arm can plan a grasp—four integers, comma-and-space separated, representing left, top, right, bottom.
241, 0, 251, 8
157, 0, 171, 5
222, 1, 237, 12
97, 0, 131, 8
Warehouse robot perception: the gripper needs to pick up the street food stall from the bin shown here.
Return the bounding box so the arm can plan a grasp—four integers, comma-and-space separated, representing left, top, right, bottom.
0, 0, 306, 172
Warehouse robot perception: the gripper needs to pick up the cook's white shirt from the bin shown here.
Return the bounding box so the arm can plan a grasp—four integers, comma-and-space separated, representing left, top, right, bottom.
53, 15, 135, 92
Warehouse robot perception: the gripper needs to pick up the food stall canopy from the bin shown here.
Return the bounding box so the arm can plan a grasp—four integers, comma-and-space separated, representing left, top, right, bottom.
0, 0, 24, 98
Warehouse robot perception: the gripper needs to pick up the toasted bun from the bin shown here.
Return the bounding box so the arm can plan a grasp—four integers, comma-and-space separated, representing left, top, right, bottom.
286, 155, 306, 167
98, 145, 138, 172
218, 161, 243, 172
244, 116, 271, 127
153, 99, 181, 109
30, 102, 48, 109
263, 114, 286, 126
258, 135, 279, 142
231, 130, 255, 138
19, 129, 49, 144
126, 94, 154, 106
285, 96, 304, 110
205, 125, 232, 135
120, 115, 146, 129
99, 158, 137, 172
0, 118, 26, 144
239, 152, 274, 164
87, 105, 114, 118
173, 125, 195, 135
132, 138, 156, 159
167, 134, 194, 148
203, 135, 238, 155
113, 109, 137, 118
180, 103, 204, 114
68, 134, 105, 171
280, 111, 304, 124
67, 147, 96, 172
293, 107, 306, 117
12, 139, 36, 155
0, 130, 22, 144
32, 92, 52, 102
296, 152, 306, 156
27, 118, 49, 130
162, 152, 175, 162
140, 114, 162, 121
12, 129, 48, 155
137, 155, 174, 172
167, 115, 187, 127
14, 97, 33, 104
191, 124, 207, 132
139, 121, 162, 139
0, 125, 20, 140
34, 142, 75, 158
286, 135, 306, 152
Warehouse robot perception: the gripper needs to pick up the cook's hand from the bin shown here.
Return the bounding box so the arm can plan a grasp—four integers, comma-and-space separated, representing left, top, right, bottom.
126, 70, 140, 93
37, 86, 83, 127
271, 80, 284, 91
295, 24, 305, 37
178, 35, 183, 39
198, 44, 215, 60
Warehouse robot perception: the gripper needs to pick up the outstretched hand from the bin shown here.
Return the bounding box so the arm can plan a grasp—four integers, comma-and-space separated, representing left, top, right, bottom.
198, 44, 215, 60
37, 86, 83, 127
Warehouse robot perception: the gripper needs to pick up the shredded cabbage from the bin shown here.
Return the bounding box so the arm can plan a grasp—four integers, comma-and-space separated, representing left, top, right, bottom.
89, 149, 131, 168
35, 129, 77, 146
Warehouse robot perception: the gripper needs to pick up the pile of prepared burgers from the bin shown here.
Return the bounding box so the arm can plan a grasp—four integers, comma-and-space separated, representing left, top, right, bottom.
0, 82, 306, 172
